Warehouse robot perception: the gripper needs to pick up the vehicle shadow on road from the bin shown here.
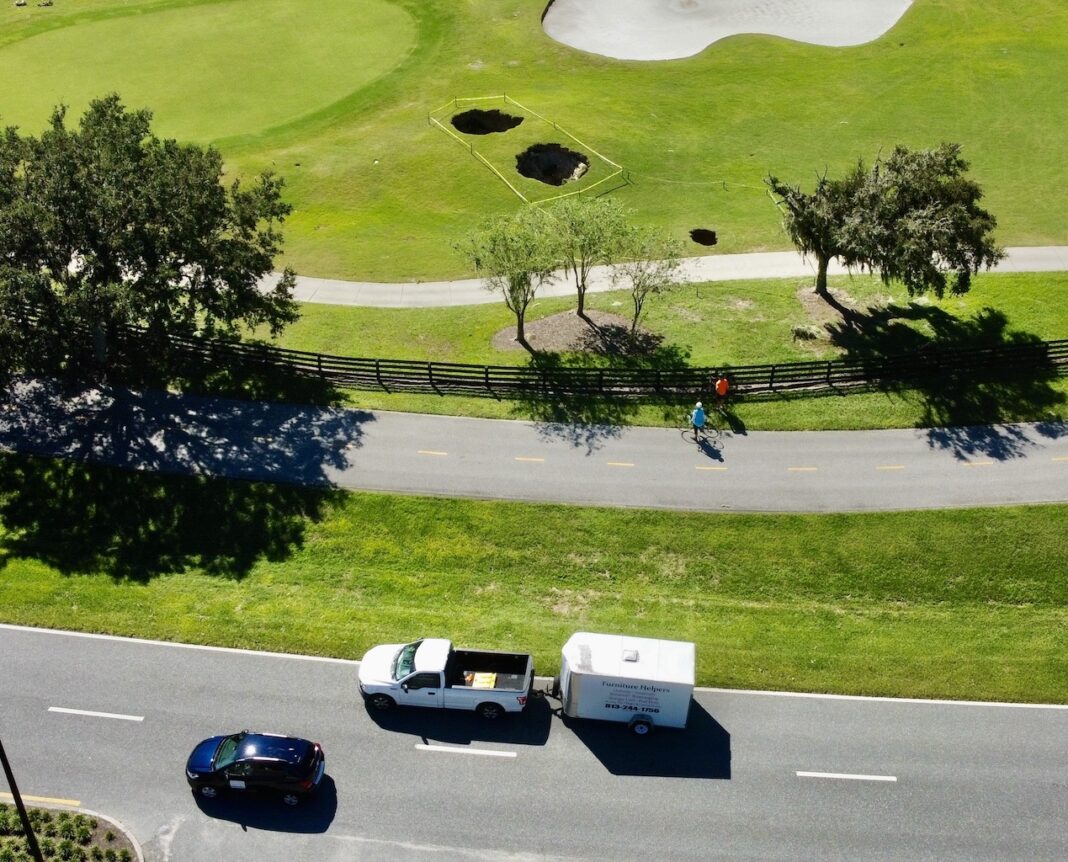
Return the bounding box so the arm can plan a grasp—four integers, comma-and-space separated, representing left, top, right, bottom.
562, 701, 730, 779
363, 694, 552, 747
192, 775, 338, 833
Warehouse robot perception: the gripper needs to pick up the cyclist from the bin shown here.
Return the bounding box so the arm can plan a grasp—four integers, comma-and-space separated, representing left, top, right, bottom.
690, 401, 706, 440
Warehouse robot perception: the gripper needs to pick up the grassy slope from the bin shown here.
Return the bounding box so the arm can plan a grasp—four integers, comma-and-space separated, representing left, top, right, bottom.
2, 1, 1066, 279
0, 455, 1064, 702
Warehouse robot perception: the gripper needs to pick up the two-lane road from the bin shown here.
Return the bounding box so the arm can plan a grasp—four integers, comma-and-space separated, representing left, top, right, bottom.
2, 625, 1065, 861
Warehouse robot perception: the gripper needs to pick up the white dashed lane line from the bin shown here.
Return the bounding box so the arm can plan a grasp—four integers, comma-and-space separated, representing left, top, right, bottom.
49, 706, 144, 722
796, 771, 897, 782
415, 744, 517, 759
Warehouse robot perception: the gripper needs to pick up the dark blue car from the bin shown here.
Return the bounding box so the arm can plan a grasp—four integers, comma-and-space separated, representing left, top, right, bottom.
185, 731, 325, 806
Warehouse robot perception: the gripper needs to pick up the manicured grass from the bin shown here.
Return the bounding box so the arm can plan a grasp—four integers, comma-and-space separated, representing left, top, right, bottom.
2, 1, 1066, 280
0, 0, 416, 144
1, 454, 1065, 702
257, 271, 1068, 430
271, 272, 1068, 365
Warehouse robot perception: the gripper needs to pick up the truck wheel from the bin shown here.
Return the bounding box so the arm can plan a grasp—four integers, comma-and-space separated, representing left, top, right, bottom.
368, 693, 395, 711
629, 717, 653, 736
477, 702, 504, 720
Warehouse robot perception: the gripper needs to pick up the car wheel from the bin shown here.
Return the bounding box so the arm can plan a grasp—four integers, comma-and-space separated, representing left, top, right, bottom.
629, 717, 653, 736
282, 793, 300, 807
368, 693, 395, 711
477, 702, 504, 720
550, 675, 561, 699
199, 785, 218, 799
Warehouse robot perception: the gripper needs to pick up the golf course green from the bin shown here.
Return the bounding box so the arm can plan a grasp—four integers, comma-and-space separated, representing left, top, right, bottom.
2, 0, 1065, 281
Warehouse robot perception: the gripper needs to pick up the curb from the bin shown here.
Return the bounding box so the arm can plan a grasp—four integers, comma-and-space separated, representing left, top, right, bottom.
16, 801, 144, 862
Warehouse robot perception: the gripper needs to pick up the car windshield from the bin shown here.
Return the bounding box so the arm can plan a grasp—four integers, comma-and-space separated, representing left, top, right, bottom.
213, 734, 242, 770
391, 641, 420, 680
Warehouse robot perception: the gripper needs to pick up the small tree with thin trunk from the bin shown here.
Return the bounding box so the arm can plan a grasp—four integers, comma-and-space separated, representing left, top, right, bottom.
545, 196, 629, 324
458, 208, 559, 354
612, 228, 683, 337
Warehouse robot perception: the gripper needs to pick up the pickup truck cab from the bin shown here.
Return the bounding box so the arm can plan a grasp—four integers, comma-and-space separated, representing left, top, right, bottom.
359, 638, 534, 720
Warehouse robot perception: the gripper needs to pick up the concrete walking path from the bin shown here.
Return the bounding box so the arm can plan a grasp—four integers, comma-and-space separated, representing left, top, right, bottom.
275, 246, 1068, 308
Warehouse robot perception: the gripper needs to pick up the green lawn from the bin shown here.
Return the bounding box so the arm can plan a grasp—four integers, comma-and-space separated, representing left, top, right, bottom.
253, 271, 1068, 430
1, 454, 1064, 702
2, 0, 1066, 280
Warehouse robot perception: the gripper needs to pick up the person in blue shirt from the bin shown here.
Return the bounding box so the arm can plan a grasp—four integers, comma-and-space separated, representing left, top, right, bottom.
690, 401, 706, 440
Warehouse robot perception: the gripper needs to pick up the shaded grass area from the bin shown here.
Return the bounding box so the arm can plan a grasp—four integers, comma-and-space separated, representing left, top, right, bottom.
263, 272, 1068, 431
2, 1, 1067, 279
1, 453, 1065, 702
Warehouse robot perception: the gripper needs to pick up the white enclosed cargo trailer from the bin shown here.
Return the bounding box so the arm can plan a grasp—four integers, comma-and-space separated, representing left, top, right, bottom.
556, 632, 695, 735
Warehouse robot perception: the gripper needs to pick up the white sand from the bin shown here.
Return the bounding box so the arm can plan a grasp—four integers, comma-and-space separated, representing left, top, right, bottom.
542, 0, 914, 61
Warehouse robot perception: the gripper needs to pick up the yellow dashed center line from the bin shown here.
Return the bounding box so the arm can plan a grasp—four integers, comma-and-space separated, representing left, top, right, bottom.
417, 450, 448, 457
607, 462, 634, 468
876, 465, 905, 471
696, 466, 728, 471
1053, 456, 1068, 463
0, 792, 81, 807
963, 461, 995, 468
515, 457, 544, 463
787, 466, 818, 472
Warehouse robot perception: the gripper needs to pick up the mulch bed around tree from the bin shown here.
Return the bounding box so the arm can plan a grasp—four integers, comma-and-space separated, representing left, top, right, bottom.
492, 309, 643, 353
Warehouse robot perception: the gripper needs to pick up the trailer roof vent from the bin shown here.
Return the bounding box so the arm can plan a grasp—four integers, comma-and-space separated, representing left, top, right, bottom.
622, 649, 639, 662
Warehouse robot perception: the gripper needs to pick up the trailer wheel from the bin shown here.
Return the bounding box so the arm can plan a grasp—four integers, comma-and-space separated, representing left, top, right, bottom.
477, 702, 504, 720
629, 717, 653, 736
368, 693, 395, 712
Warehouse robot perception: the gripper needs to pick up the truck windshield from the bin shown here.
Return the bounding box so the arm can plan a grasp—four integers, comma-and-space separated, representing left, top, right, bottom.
391, 641, 420, 680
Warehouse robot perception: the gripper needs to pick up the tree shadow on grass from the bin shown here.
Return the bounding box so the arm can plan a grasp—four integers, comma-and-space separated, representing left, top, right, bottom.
512, 334, 693, 453
0, 377, 369, 579
825, 303, 1067, 459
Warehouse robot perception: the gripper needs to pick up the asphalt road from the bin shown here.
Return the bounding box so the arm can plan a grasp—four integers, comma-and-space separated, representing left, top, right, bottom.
1, 625, 1065, 861
2, 378, 1066, 512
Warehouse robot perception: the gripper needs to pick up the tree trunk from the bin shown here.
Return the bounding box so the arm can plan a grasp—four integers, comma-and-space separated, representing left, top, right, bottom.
515, 310, 534, 354
815, 256, 830, 299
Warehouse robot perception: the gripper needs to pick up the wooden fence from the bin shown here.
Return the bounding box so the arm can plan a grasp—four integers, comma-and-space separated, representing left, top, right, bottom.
123, 326, 1068, 400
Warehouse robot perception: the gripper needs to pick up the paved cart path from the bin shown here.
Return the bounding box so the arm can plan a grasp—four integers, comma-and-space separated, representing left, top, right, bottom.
2, 378, 1066, 512
2, 625, 1065, 862
273, 246, 1068, 307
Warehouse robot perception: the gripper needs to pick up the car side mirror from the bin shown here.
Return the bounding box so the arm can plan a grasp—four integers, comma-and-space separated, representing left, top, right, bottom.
401, 683, 409, 692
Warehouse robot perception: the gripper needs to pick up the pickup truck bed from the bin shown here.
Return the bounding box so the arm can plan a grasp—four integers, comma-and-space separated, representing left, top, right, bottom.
445, 649, 530, 691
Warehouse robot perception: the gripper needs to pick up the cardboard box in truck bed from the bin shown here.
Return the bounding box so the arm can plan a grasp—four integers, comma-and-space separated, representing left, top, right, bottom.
559, 632, 695, 734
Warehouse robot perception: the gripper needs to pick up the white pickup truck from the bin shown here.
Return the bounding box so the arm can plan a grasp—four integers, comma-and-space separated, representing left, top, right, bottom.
358, 638, 534, 720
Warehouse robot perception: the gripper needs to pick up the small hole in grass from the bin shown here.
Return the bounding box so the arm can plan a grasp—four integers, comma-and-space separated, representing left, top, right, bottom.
451, 109, 524, 135
690, 228, 718, 246
516, 143, 589, 186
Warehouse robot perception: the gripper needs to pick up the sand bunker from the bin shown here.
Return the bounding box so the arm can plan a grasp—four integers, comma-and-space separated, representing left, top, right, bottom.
542, 0, 913, 61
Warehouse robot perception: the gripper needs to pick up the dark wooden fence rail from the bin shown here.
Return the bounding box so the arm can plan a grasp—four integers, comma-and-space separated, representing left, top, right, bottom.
118, 323, 1067, 399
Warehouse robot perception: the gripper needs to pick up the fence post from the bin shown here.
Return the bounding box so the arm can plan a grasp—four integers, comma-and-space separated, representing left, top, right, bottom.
375, 358, 383, 390
317, 354, 323, 378
599, 368, 605, 395
484, 365, 493, 396
826, 361, 833, 386
428, 362, 436, 393
769, 365, 776, 391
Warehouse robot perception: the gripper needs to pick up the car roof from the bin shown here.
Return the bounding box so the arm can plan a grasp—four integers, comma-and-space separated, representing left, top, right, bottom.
237, 733, 312, 766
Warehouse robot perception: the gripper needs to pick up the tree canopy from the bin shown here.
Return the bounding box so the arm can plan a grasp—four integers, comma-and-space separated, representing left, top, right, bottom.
766, 144, 1003, 307
0, 95, 297, 380
545, 196, 629, 321
458, 207, 559, 353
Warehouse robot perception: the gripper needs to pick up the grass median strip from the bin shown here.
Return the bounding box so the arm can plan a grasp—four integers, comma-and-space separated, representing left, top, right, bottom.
0, 453, 1064, 703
